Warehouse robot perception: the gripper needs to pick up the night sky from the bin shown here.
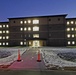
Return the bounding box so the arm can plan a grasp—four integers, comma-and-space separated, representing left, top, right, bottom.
0, 0, 76, 22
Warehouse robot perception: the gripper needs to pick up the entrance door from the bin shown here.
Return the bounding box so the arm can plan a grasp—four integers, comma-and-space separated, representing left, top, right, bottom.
33, 40, 40, 47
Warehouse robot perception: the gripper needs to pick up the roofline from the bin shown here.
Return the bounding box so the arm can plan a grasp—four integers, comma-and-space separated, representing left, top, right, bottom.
8, 14, 67, 20
0, 22, 9, 23
66, 18, 76, 20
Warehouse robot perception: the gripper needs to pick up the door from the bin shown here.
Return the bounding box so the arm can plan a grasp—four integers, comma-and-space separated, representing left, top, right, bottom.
33, 40, 40, 47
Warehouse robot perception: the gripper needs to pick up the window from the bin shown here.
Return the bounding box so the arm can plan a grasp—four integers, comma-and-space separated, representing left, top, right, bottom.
75, 21, 76, 24
0, 31, 2, 34
13, 21, 15, 23
20, 21, 23, 24
72, 34, 74, 38
29, 34, 30, 37
58, 18, 60, 21
67, 21, 69, 25
20, 42, 23, 45
28, 20, 31, 23
0, 43, 1, 45
33, 20, 39, 24
33, 26, 39, 31
67, 34, 70, 38
3, 37, 5, 39
3, 42, 5, 45
29, 41, 31, 45
20, 28, 23, 31
68, 41, 70, 45
67, 28, 70, 31
0, 25, 2, 28
6, 30, 9, 33
0, 36, 2, 39
24, 42, 26, 45
3, 31, 5, 33
24, 21, 27, 24
3, 25, 5, 27
28, 27, 31, 31
6, 36, 9, 39
71, 21, 74, 24
71, 28, 74, 31
6, 42, 8, 45
72, 41, 75, 45
6, 25, 9, 28
33, 34, 39, 38
24, 27, 27, 31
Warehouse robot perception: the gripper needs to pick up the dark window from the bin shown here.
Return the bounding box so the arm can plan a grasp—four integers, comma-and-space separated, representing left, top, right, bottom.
58, 18, 60, 21
49, 19, 51, 21
13, 21, 16, 23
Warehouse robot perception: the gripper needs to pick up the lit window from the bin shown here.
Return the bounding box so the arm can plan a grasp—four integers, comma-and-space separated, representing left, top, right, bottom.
6, 30, 9, 33
33, 34, 39, 38
28, 27, 31, 31
67, 21, 69, 25
6, 25, 9, 28
6, 36, 9, 39
24, 21, 27, 24
68, 41, 70, 45
71, 21, 74, 24
3, 25, 5, 27
33, 26, 39, 31
3, 42, 5, 45
20, 21, 23, 24
3, 31, 5, 33
24, 27, 27, 31
67, 34, 70, 38
24, 42, 26, 45
71, 28, 74, 31
0, 25, 2, 28
28, 20, 31, 23
6, 42, 8, 45
0, 31, 2, 34
3, 37, 5, 39
29, 41, 31, 45
33, 20, 39, 24
0, 43, 1, 45
67, 28, 70, 31
72, 34, 74, 38
0, 36, 2, 39
20, 28, 23, 31
72, 41, 75, 45
20, 42, 23, 45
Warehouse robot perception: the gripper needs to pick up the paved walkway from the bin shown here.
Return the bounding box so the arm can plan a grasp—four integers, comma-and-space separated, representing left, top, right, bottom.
8, 48, 46, 70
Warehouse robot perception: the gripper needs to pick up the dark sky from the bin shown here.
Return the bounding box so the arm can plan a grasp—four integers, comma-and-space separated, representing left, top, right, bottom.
0, 0, 76, 21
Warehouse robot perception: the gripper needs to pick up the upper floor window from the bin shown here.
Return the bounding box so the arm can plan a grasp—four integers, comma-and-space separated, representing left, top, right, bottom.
33, 34, 39, 38
0, 25, 2, 28
71, 21, 74, 24
67, 21, 69, 25
28, 27, 31, 31
33, 26, 39, 31
24, 21, 27, 24
33, 20, 39, 24
67, 28, 70, 31
3, 25, 5, 27
20, 21, 23, 24
28, 20, 31, 24
6, 25, 9, 28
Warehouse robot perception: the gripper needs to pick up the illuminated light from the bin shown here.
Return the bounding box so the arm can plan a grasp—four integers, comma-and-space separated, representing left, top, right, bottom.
6, 25, 8, 27
72, 41, 75, 45
67, 21, 69, 25
72, 34, 74, 38
68, 41, 70, 45
33, 34, 39, 38
29, 41, 31, 45
20, 28, 23, 31
33, 26, 39, 31
6, 36, 9, 39
3, 37, 5, 39
0, 36, 2, 39
67, 28, 70, 31
20, 42, 23, 45
6, 42, 8, 45
33, 20, 39, 24
0, 31, 2, 34
3, 42, 5, 45
0, 25, 2, 28
67, 34, 70, 38
28, 27, 31, 31
28, 20, 31, 23
20, 21, 23, 24
71, 21, 74, 24
3, 31, 5, 33
3, 25, 5, 27
24, 42, 26, 45
24, 27, 27, 31
71, 28, 74, 31
6, 30, 9, 33
0, 43, 1, 45
24, 21, 27, 24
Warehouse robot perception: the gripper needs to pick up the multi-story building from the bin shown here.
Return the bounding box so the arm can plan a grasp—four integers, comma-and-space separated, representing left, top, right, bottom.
0, 14, 76, 47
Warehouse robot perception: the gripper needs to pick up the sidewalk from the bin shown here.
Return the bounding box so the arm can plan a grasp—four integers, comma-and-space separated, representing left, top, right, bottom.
8, 48, 46, 70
